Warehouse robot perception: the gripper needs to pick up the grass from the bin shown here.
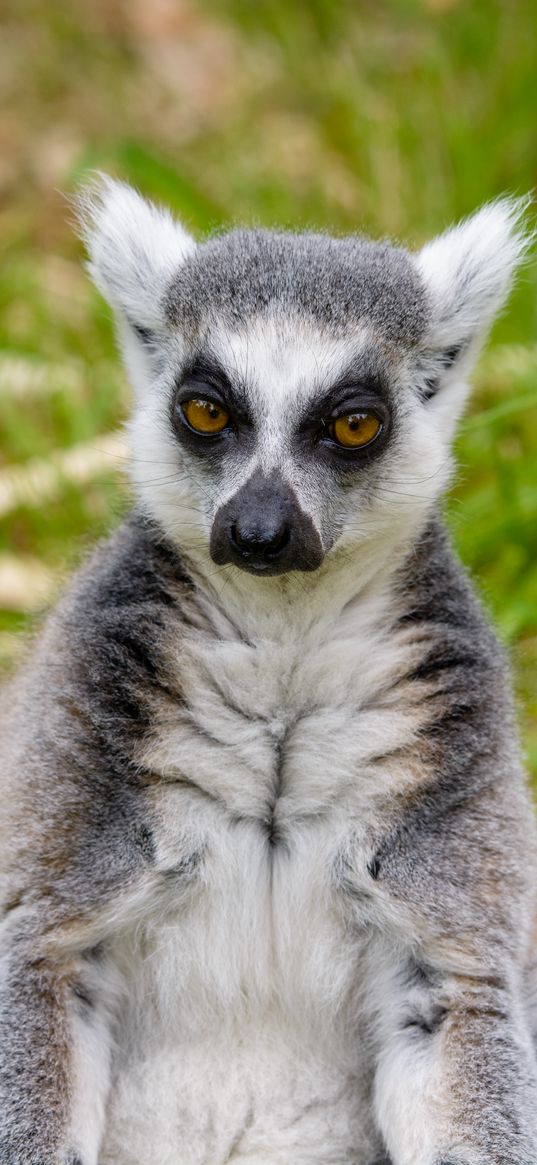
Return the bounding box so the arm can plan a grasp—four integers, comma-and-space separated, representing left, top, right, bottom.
0, 0, 536, 771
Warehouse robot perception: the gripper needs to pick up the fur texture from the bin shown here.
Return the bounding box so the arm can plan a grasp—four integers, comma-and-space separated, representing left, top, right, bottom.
0, 180, 536, 1165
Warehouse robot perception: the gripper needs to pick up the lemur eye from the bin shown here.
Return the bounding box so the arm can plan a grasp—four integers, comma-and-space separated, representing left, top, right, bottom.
182, 398, 230, 435
332, 412, 382, 449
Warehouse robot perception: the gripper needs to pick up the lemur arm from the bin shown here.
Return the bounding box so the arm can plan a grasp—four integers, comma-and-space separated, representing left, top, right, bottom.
373, 955, 537, 1165
365, 785, 537, 1165
0, 812, 163, 1165
0, 781, 161, 1164
0, 920, 115, 1165
355, 525, 537, 1165
0, 518, 188, 1164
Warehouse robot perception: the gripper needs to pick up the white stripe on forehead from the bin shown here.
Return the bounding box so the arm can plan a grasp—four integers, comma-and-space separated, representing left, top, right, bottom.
207, 312, 375, 429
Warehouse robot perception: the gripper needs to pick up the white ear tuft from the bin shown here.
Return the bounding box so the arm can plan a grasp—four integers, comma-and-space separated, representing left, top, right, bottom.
416, 196, 532, 355
75, 174, 196, 334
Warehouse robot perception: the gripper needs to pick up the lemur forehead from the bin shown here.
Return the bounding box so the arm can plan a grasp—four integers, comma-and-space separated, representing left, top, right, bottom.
198, 315, 389, 418
164, 228, 429, 345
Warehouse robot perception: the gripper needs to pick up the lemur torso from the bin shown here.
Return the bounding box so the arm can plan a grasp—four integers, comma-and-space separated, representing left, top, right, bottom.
1, 515, 536, 1165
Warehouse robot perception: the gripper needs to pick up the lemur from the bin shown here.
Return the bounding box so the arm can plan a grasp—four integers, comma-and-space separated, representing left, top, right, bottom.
0, 178, 536, 1165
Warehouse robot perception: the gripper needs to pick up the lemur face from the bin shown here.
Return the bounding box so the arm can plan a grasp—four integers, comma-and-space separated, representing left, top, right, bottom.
160, 299, 427, 577
79, 179, 527, 577
170, 316, 394, 577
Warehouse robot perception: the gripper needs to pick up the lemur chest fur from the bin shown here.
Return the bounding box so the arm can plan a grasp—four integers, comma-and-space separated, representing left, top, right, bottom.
133, 596, 425, 1017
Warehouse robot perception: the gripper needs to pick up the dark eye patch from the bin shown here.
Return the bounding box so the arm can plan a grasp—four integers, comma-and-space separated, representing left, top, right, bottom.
297, 354, 389, 433
294, 355, 392, 466
177, 352, 252, 424
181, 353, 233, 394
299, 351, 391, 426
170, 349, 256, 455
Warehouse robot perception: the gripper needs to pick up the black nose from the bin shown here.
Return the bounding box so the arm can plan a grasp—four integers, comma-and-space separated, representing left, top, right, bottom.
210, 469, 325, 576
230, 519, 290, 564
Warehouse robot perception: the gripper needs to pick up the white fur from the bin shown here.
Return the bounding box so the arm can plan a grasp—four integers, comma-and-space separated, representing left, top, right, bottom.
77, 177, 196, 396
78, 175, 196, 329
69, 991, 115, 1165
415, 197, 531, 438
416, 197, 530, 349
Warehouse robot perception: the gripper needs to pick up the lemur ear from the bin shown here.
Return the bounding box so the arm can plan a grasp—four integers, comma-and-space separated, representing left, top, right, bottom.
414, 197, 531, 402
76, 175, 196, 339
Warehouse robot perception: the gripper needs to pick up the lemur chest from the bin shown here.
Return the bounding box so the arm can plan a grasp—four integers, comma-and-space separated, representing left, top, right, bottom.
148, 609, 423, 837
138, 613, 424, 999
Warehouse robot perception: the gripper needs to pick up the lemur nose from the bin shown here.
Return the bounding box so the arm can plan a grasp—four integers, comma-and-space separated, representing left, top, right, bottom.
230, 519, 291, 564
210, 469, 325, 576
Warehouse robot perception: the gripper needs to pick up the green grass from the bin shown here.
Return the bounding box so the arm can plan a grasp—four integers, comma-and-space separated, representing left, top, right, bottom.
1, 0, 536, 770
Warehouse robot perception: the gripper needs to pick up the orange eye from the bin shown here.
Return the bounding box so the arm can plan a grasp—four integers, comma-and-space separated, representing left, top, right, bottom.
332, 412, 381, 449
182, 398, 230, 435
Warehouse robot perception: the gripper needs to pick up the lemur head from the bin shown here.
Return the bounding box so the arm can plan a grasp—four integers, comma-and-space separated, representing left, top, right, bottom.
79, 178, 528, 582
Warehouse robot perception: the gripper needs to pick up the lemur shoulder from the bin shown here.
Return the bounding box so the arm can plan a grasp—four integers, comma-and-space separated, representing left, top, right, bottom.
1, 179, 536, 1165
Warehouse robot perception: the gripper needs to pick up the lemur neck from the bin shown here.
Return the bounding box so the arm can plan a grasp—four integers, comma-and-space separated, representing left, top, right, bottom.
180, 514, 428, 643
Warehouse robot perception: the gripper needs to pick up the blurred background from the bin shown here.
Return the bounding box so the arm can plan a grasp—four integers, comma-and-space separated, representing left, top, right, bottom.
1, 0, 537, 774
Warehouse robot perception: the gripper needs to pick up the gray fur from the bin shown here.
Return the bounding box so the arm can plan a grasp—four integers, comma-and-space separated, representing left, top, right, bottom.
165, 229, 429, 343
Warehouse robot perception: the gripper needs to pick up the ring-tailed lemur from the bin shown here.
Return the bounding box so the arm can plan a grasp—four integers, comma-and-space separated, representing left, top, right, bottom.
1, 178, 536, 1165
